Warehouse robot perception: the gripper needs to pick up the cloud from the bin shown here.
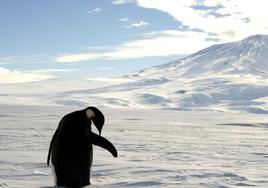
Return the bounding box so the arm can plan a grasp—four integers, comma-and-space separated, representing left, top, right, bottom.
126, 21, 150, 28
96, 67, 114, 71
118, 17, 130, 22
136, 0, 268, 41
241, 17, 250, 23
112, 0, 134, 5
118, 17, 150, 29
0, 55, 53, 65
0, 57, 14, 65
88, 8, 102, 14
0, 67, 56, 83
55, 30, 215, 63
55, 1, 268, 63
84, 45, 114, 51
33, 69, 78, 73
56, 53, 103, 62
190, 3, 231, 18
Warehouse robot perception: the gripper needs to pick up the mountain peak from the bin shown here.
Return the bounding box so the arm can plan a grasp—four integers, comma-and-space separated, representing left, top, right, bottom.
139, 34, 268, 78
240, 34, 268, 48
244, 34, 268, 41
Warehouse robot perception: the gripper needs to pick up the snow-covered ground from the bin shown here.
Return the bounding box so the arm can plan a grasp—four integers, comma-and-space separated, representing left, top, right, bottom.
1, 104, 267, 188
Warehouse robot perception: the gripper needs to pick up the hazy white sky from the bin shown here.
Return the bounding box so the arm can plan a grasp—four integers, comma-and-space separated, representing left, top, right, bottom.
0, 0, 267, 83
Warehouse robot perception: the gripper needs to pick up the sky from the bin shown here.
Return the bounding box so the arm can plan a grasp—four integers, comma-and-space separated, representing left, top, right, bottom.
1, 0, 268, 83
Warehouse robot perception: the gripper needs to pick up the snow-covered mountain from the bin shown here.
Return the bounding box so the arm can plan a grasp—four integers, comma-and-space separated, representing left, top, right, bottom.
1, 34, 268, 114
137, 34, 268, 77
127, 34, 268, 113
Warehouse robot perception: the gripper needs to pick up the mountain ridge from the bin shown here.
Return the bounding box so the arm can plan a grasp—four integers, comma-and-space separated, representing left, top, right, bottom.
134, 34, 268, 79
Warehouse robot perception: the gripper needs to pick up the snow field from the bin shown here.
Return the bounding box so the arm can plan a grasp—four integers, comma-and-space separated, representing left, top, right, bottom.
0, 105, 268, 187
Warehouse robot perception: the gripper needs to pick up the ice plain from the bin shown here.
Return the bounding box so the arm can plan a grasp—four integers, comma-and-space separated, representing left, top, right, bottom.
0, 104, 268, 188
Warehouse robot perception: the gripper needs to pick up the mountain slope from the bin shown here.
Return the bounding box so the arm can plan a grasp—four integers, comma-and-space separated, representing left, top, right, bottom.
136, 34, 268, 78
119, 34, 268, 113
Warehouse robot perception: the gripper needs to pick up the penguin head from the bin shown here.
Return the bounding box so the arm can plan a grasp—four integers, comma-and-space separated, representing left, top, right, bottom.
85, 106, 105, 135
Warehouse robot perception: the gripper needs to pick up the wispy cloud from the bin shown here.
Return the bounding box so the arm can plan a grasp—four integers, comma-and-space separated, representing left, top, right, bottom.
32, 69, 78, 74
112, 0, 134, 5
0, 55, 53, 65
118, 17, 150, 29
84, 45, 114, 51
126, 21, 150, 28
0, 67, 55, 83
0, 55, 76, 83
96, 67, 114, 71
0, 57, 15, 65
118, 17, 130, 22
56, 53, 103, 62
136, 0, 268, 41
88, 8, 102, 14
190, 3, 231, 18
55, 30, 215, 63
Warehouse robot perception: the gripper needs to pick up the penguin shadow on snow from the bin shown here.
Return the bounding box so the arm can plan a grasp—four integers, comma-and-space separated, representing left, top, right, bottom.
46, 106, 117, 188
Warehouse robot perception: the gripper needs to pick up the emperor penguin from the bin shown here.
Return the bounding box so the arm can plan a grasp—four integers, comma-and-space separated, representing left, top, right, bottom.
47, 106, 117, 187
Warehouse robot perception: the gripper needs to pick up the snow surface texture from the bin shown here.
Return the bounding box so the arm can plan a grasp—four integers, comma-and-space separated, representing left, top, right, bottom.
0, 105, 268, 188
1, 35, 268, 114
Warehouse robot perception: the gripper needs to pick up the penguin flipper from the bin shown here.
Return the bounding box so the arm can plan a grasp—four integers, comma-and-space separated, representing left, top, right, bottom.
47, 129, 58, 166
91, 132, 117, 158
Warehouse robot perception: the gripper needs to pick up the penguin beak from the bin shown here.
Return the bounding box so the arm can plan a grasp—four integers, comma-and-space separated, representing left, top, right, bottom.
86, 107, 105, 135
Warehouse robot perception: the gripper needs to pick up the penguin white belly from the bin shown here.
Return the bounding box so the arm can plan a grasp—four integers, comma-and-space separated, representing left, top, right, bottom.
51, 163, 57, 185
89, 147, 93, 182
